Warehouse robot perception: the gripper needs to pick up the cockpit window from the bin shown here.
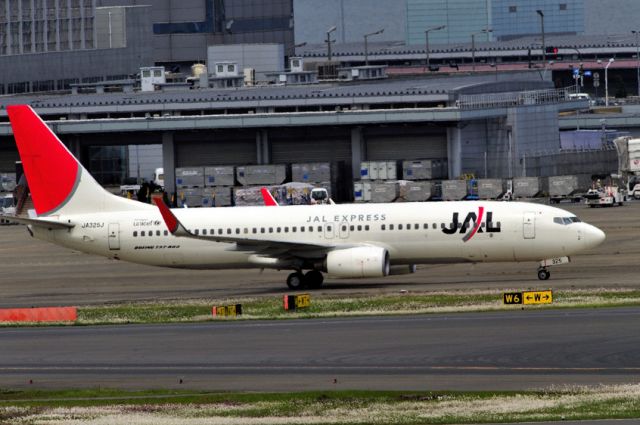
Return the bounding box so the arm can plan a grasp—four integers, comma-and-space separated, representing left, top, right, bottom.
554, 216, 581, 225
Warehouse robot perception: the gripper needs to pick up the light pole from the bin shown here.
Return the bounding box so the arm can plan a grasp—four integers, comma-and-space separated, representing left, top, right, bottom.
471, 28, 492, 71
424, 25, 445, 70
536, 10, 545, 64
633, 30, 640, 96
363, 28, 384, 66
325, 26, 337, 61
605, 58, 614, 107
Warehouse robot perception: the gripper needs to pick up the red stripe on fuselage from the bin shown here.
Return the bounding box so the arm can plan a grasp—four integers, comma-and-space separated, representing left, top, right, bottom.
464, 206, 484, 242
7, 105, 79, 216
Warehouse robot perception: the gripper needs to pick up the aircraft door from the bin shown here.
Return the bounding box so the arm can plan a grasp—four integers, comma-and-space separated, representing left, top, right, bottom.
323, 222, 335, 239
108, 223, 121, 250
523, 212, 535, 239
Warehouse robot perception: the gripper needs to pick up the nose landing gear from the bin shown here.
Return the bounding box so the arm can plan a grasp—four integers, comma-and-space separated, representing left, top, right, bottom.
537, 267, 550, 280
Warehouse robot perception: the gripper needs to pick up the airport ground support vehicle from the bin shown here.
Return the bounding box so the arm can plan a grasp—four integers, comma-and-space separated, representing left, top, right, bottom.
0, 194, 16, 224
1, 105, 606, 288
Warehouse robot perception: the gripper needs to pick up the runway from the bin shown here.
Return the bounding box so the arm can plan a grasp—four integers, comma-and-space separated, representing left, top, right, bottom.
1, 307, 639, 390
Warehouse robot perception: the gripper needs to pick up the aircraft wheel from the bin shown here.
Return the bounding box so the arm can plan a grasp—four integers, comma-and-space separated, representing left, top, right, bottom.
286, 272, 306, 290
305, 270, 324, 289
537, 269, 550, 281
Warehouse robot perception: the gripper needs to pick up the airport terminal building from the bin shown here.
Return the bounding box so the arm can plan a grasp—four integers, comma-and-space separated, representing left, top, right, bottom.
0, 71, 585, 195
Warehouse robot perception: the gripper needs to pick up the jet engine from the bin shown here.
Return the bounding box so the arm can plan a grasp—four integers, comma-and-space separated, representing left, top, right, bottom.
326, 246, 390, 278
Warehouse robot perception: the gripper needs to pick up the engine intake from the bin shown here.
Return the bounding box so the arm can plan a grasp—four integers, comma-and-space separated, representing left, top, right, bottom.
326, 246, 390, 278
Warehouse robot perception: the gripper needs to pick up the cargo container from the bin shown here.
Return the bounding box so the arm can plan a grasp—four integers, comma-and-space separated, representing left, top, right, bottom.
360, 160, 398, 180
477, 179, 506, 199
398, 180, 433, 202
441, 180, 468, 201
204, 166, 235, 187
236, 164, 287, 186
175, 167, 205, 188
202, 186, 232, 207
513, 177, 547, 198
291, 162, 332, 183
370, 181, 399, 203
353, 182, 371, 202
177, 188, 203, 207
548, 174, 592, 202
402, 159, 445, 180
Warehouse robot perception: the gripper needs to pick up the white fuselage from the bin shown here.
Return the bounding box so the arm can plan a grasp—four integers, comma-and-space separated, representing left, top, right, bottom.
31, 201, 603, 270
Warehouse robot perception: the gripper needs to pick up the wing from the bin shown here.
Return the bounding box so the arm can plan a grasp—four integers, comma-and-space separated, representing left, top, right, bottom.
153, 198, 335, 260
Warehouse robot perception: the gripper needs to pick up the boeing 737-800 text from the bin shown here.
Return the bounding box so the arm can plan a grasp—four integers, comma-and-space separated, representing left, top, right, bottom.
3, 105, 605, 289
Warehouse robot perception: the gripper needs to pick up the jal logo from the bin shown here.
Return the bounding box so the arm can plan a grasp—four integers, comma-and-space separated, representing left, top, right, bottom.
441, 206, 501, 242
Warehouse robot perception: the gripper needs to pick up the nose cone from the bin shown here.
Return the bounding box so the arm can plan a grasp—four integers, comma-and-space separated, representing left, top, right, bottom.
585, 224, 606, 249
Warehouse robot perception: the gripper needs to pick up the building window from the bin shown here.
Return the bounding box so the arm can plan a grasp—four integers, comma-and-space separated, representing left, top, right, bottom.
559, 3, 567, 10
509, 5, 517, 13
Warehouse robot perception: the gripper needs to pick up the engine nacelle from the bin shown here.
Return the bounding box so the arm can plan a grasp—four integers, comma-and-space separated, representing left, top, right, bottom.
326, 246, 390, 278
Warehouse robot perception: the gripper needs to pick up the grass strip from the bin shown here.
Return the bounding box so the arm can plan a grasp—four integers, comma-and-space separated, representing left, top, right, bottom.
2, 288, 640, 326
76, 288, 640, 325
1, 385, 639, 424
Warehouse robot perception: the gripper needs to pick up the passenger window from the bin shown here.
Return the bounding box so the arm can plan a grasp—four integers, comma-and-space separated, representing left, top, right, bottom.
141, 231, 145, 236
244, 228, 248, 234
308, 226, 313, 232
398, 224, 403, 230
284, 227, 289, 233
164, 230, 168, 236
218, 229, 223, 235
210, 229, 214, 234
433, 223, 437, 229
156, 230, 161, 236
343, 225, 348, 231
202, 229, 207, 235
194, 229, 199, 235
260, 228, 265, 233
349, 225, 354, 231
317, 226, 322, 232
327, 226, 332, 232
292, 226, 297, 232
252, 228, 257, 233
277, 227, 282, 233
414, 224, 419, 230
365, 225, 370, 231
149, 232, 153, 237
381, 224, 386, 230
357, 225, 362, 231
227, 228, 232, 234
269, 227, 273, 233
389, 224, 394, 230
301, 226, 305, 232
133, 231, 138, 237
423, 223, 428, 229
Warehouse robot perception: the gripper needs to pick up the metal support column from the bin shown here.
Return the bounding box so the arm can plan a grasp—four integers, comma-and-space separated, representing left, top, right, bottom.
162, 132, 176, 195
350, 126, 365, 181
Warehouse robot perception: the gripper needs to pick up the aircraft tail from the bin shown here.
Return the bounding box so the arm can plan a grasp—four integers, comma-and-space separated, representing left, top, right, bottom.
7, 105, 153, 216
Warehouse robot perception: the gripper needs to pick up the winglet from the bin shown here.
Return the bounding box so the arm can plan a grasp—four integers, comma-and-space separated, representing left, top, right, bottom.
260, 187, 279, 206
153, 198, 187, 235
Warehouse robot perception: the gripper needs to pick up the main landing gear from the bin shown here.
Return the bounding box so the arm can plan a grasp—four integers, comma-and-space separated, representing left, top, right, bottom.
286, 270, 324, 290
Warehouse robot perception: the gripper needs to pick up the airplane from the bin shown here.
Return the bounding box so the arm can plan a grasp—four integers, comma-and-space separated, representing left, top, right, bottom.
3, 105, 606, 289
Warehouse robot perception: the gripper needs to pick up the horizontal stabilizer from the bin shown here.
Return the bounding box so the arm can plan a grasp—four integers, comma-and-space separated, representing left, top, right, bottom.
0, 215, 74, 229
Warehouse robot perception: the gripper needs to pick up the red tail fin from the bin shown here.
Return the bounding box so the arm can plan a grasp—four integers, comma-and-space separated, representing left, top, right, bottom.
7, 105, 79, 216
260, 187, 279, 206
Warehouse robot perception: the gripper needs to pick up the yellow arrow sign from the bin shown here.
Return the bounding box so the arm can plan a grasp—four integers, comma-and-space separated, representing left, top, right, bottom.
523, 290, 553, 305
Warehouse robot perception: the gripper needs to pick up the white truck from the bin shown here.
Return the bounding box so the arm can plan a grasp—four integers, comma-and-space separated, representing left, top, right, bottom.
0, 194, 16, 224
614, 137, 640, 199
